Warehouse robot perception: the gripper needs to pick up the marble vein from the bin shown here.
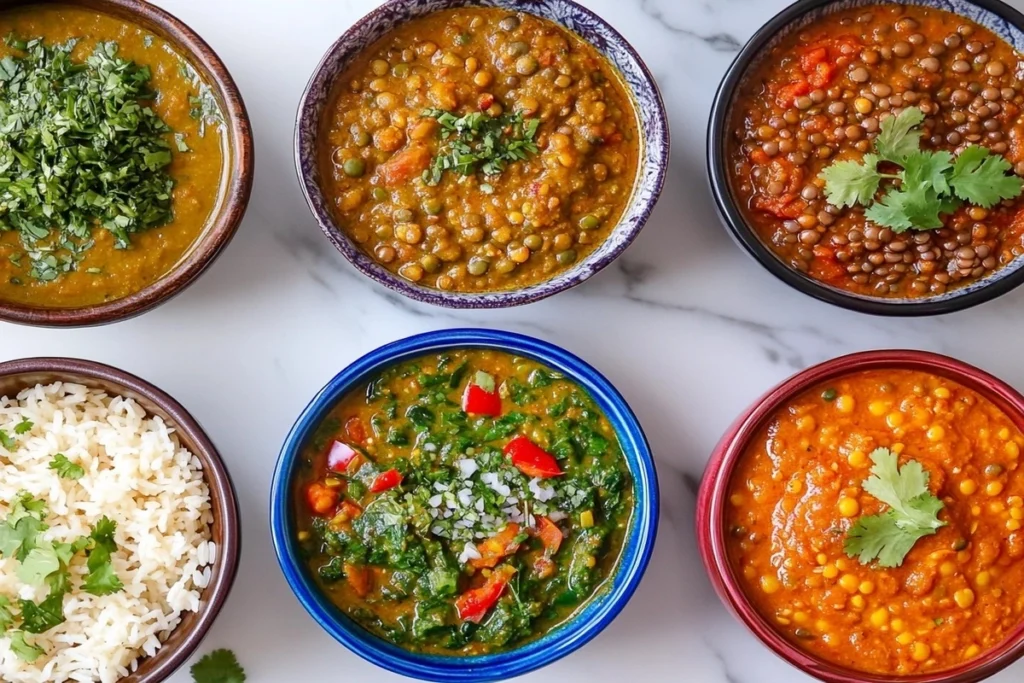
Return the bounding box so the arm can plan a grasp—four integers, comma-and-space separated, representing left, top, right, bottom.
638, 0, 742, 52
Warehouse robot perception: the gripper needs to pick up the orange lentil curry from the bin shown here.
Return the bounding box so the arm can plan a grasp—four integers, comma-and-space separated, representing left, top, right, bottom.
728, 5, 1024, 299
0, 5, 225, 309
726, 369, 1024, 675
318, 8, 640, 292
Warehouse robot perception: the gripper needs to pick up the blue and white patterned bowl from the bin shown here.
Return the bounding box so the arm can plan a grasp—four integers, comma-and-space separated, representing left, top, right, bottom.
270, 329, 659, 682
708, 0, 1024, 317
295, 0, 669, 308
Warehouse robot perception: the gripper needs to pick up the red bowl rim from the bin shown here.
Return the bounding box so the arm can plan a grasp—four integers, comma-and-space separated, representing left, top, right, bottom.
697, 349, 1024, 683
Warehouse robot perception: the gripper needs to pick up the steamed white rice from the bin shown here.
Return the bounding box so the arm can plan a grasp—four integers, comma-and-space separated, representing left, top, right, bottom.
0, 382, 215, 683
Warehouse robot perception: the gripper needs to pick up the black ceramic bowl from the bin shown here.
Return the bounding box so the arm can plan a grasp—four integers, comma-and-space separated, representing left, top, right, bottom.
707, 0, 1024, 316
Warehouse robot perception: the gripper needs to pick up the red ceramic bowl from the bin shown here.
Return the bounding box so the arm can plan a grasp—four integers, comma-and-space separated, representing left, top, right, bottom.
697, 350, 1024, 683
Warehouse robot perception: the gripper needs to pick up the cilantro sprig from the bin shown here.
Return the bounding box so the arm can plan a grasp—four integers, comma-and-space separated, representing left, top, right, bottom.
191, 648, 246, 683
421, 108, 540, 185
844, 448, 947, 568
0, 35, 180, 282
820, 107, 1023, 233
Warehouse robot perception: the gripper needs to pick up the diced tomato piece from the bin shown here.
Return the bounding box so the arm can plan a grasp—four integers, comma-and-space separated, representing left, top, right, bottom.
504, 436, 563, 478
462, 370, 502, 416
753, 194, 807, 220
455, 565, 517, 623
478, 93, 495, 111
306, 482, 339, 516
534, 516, 564, 556
800, 46, 829, 74
378, 144, 431, 186
344, 563, 372, 598
370, 469, 403, 493
812, 245, 847, 282
775, 81, 810, 108
807, 61, 834, 88
327, 440, 359, 473
471, 523, 522, 569
344, 417, 366, 444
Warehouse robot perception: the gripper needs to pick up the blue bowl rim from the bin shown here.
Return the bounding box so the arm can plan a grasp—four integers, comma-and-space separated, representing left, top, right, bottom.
706, 0, 1024, 317
269, 328, 660, 682
292, 0, 670, 310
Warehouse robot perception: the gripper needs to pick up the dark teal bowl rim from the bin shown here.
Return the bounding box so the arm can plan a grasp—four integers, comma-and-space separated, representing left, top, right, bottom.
269, 328, 659, 682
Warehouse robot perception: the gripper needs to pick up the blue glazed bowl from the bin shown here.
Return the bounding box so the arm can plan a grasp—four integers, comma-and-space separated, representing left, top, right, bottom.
294, 0, 669, 309
270, 329, 659, 682
707, 0, 1024, 316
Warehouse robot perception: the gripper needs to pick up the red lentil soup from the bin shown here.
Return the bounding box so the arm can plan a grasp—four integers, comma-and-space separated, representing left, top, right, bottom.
728, 5, 1024, 299
726, 369, 1024, 675
0, 5, 226, 309
318, 8, 640, 293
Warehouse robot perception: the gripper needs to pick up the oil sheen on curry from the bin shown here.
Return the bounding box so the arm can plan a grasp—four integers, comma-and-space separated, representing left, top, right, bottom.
727, 369, 1024, 675
293, 350, 632, 654
318, 8, 640, 293
0, 5, 225, 308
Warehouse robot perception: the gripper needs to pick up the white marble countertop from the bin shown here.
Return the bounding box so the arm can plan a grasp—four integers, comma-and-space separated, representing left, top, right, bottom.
3, 0, 1024, 680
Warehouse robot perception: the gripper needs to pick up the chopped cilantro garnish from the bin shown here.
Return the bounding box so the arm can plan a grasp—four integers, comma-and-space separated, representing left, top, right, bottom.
49, 454, 85, 481
844, 448, 947, 568
0, 429, 14, 450
8, 631, 43, 662
13, 419, 32, 435
421, 108, 540, 185
819, 106, 1023, 233
82, 517, 123, 596
0, 35, 179, 281
191, 648, 246, 683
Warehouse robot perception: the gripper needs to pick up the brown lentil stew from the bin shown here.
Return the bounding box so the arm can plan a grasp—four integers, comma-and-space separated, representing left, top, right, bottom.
319, 9, 640, 292
728, 5, 1024, 298
0, 5, 226, 309
727, 369, 1024, 675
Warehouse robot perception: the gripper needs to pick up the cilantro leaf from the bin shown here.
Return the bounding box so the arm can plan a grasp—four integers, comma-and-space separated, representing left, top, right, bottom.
421, 108, 540, 185
863, 189, 915, 232
81, 517, 123, 596
15, 544, 60, 586
49, 454, 84, 480
14, 419, 33, 435
0, 429, 14, 450
949, 145, 1024, 208
901, 150, 953, 196
844, 448, 947, 567
0, 494, 48, 562
19, 592, 65, 634
8, 631, 44, 662
874, 107, 925, 163
191, 648, 246, 683
819, 154, 883, 208
0, 596, 14, 632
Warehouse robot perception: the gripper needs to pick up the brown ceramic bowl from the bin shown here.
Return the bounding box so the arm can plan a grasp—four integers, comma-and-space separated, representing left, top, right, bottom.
0, 357, 241, 683
0, 0, 254, 327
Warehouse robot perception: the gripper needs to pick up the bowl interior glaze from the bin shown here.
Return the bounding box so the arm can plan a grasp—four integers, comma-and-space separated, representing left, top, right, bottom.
295, 0, 668, 309
707, 0, 1024, 316
271, 329, 659, 682
0, 358, 241, 683
698, 350, 1024, 683
0, 0, 254, 327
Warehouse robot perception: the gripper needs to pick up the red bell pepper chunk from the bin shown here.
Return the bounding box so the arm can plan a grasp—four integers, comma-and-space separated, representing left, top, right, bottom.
470, 523, 522, 569
370, 469, 403, 493
455, 565, 517, 623
504, 436, 563, 478
327, 440, 359, 473
534, 516, 564, 556
462, 371, 502, 416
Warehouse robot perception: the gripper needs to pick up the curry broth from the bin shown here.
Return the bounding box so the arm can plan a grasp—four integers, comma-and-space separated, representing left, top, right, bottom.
0, 5, 226, 308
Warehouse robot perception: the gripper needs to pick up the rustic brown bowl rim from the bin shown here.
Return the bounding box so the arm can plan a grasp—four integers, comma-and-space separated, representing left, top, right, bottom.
0, 357, 241, 683
0, 0, 254, 327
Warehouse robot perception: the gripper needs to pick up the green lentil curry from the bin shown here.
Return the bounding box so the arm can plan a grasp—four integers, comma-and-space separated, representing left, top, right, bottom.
319, 8, 640, 293
293, 349, 633, 655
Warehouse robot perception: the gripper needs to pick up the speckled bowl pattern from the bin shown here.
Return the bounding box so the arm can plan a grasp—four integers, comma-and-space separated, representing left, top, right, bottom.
707, 0, 1024, 316
295, 0, 669, 308
697, 350, 1024, 683
270, 329, 659, 682
0, 357, 241, 683
0, 0, 254, 328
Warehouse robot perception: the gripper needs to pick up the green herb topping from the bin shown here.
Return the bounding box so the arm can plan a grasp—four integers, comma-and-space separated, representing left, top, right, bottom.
421, 108, 540, 185
0, 35, 179, 281
191, 648, 246, 683
48, 454, 84, 480
820, 107, 1023, 233
844, 448, 947, 568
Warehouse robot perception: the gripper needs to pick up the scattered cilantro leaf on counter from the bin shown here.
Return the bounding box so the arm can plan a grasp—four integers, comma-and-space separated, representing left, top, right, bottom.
49, 454, 85, 481
844, 448, 947, 568
819, 106, 1022, 233
191, 648, 246, 683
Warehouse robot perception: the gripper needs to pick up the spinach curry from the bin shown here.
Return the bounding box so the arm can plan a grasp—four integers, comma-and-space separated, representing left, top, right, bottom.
0, 5, 226, 308
294, 349, 633, 655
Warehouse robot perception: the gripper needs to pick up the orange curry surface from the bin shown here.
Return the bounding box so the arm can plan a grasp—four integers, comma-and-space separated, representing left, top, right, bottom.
727, 369, 1024, 675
